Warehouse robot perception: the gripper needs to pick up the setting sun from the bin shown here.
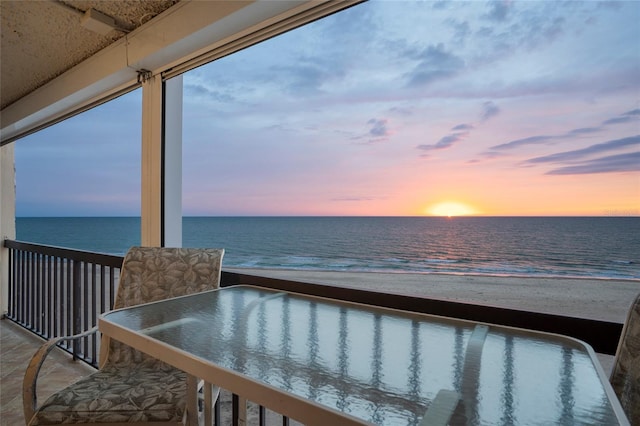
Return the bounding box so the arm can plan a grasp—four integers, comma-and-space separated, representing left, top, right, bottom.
427, 201, 478, 217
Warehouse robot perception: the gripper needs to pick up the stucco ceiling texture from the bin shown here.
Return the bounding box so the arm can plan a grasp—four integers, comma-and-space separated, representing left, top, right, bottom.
0, 0, 179, 110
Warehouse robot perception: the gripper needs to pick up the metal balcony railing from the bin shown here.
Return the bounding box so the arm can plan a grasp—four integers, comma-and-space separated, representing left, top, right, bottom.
4, 240, 123, 366
4, 239, 624, 364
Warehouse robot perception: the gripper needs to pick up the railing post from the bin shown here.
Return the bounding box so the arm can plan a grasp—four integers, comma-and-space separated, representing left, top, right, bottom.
18, 249, 24, 323
6, 246, 13, 319
72, 259, 82, 360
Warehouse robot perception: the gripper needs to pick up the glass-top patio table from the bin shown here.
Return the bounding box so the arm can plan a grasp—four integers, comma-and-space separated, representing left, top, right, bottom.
99, 285, 629, 425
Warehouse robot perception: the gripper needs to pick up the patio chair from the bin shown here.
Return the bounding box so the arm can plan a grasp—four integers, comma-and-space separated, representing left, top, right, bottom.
23, 247, 225, 426
610, 292, 640, 425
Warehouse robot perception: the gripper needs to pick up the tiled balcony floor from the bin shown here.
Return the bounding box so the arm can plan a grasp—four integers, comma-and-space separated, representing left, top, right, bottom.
1, 318, 96, 426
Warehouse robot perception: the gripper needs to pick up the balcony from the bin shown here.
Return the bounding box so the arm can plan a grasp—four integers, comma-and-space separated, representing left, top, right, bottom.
1, 240, 624, 425
2, 1, 637, 424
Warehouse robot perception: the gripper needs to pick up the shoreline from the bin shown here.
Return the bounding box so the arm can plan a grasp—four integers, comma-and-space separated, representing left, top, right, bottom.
226, 267, 640, 323
227, 265, 640, 282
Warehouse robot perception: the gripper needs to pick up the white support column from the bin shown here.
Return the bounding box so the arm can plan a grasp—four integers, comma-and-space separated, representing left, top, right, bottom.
0, 144, 16, 315
163, 76, 183, 248
140, 73, 183, 248
140, 74, 163, 247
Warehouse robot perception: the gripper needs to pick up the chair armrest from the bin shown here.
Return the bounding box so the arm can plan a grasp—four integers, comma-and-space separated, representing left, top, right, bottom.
22, 326, 99, 424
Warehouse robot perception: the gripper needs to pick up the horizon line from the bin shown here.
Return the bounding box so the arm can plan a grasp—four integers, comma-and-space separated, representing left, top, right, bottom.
15, 214, 640, 219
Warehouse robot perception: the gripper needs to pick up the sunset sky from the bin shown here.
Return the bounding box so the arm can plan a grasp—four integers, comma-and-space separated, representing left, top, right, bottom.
15, 0, 640, 217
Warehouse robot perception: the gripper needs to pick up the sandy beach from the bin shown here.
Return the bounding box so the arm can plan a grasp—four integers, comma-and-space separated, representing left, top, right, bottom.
227, 268, 640, 323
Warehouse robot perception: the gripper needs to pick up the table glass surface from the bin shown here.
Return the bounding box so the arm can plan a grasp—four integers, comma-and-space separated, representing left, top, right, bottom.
101, 286, 621, 425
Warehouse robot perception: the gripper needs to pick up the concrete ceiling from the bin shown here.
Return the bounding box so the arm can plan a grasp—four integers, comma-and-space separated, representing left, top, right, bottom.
0, 0, 180, 110
0, 0, 360, 145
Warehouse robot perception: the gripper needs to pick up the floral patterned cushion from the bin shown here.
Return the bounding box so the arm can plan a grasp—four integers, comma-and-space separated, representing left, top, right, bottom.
610, 293, 640, 425
31, 361, 186, 424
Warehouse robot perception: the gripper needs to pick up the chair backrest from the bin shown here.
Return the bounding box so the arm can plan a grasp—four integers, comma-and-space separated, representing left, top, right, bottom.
102, 247, 224, 367
610, 293, 640, 425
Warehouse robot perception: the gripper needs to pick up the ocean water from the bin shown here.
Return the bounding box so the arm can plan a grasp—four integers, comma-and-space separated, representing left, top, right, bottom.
15, 216, 640, 280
